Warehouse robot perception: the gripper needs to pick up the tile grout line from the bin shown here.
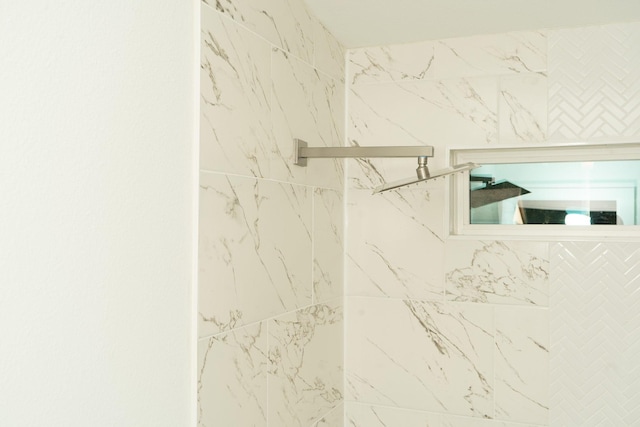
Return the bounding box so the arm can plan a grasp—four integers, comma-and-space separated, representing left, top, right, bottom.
197, 295, 346, 342
311, 186, 316, 306
492, 304, 497, 421
266, 317, 270, 427
342, 47, 351, 427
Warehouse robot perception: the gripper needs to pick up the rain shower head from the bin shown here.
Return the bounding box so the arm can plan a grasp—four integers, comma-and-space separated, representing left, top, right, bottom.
372, 162, 477, 194
470, 180, 530, 208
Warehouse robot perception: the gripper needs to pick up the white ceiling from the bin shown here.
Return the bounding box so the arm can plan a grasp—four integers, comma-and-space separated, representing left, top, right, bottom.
304, 0, 640, 48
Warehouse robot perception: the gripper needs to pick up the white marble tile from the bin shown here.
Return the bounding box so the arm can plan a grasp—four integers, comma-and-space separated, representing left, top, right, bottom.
271, 49, 344, 189
445, 240, 549, 306
314, 403, 344, 427
433, 31, 547, 79
345, 402, 441, 426
313, 188, 344, 304
348, 41, 435, 85
499, 74, 547, 143
197, 323, 267, 426
307, 70, 346, 189
346, 188, 445, 300
269, 300, 344, 426
313, 20, 345, 81
198, 173, 312, 337
495, 306, 549, 425
204, 0, 314, 63
346, 297, 494, 418
200, 6, 272, 176
347, 78, 497, 188
441, 414, 541, 427
271, 49, 315, 184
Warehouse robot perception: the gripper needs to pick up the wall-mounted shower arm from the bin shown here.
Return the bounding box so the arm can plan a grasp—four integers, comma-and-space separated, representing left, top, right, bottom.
293, 138, 476, 194
294, 139, 433, 166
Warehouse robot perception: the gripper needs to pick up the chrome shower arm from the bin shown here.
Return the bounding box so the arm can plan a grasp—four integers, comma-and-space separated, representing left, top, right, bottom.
294, 139, 433, 166
293, 138, 477, 194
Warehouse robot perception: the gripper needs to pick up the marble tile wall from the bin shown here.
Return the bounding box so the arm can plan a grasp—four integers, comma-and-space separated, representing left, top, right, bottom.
346, 29, 547, 189
198, 0, 345, 425
198, 11, 640, 425
345, 21, 640, 427
345, 29, 551, 426
345, 402, 542, 427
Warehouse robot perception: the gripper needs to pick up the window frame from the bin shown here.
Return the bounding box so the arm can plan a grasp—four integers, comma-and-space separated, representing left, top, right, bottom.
448, 142, 640, 240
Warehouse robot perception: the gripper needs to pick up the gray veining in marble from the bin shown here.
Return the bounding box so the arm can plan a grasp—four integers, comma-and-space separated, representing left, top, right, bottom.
499, 74, 547, 143
314, 403, 344, 427
313, 188, 344, 303
433, 31, 547, 79
495, 307, 549, 424
445, 240, 549, 306
197, 323, 268, 426
269, 301, 344, 426
349, 41, 435, 85
271, 48, 344, 189
198, 173, 312, 337
346, 297, 493, 418
200, 6, 273, 177
346, 187, 446, 299
205, 0, 314, 63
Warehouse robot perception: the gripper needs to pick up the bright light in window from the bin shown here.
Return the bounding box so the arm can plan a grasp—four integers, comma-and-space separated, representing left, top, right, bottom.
565, 213, 591, 225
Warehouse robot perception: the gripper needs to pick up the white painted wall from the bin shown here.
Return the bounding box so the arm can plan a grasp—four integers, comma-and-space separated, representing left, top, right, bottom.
0, 1, 196, 425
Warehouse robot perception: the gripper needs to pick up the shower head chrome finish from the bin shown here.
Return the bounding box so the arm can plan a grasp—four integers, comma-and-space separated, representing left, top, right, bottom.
416, 156, 429, 180
373, 162, 478, 194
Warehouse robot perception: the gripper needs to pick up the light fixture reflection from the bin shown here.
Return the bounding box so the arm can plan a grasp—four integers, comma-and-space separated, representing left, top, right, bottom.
564, 213, 591, 225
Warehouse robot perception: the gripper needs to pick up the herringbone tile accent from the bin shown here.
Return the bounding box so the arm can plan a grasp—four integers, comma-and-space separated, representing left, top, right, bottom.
548, 23, 640, 141
550, 242, 640, 426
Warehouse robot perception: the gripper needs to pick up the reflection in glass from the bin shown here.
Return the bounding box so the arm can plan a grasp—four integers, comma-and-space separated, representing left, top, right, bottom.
469, 160, 640, 225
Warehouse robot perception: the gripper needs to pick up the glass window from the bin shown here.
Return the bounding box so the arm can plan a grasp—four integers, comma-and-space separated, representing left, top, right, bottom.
450, 144, 640, 238
470, 160, 639, 225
